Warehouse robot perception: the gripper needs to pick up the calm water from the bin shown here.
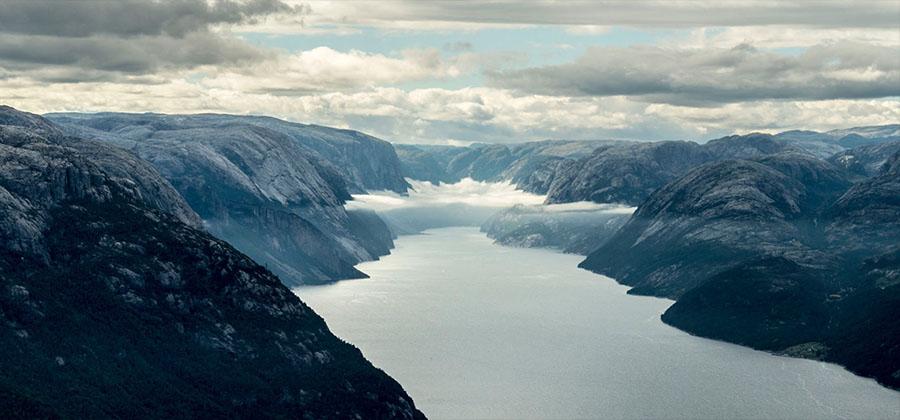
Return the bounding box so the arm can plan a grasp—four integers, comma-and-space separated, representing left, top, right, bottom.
295, 227, 900, 419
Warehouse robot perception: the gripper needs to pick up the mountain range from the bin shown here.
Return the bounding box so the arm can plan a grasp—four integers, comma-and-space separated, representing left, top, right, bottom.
2, 102, 898, 417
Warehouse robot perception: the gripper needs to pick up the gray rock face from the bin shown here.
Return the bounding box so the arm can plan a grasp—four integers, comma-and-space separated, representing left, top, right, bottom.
774, 125, 900, 157
0, 109, 200, 263
47, 113, 404, 285
545, 133, 810, 206
828, 140, 900, 178
0, 107, 423, 418
545, 141, 714, 205
826, 150, 900, 253
579, 155, 847, 297
579, 149, 900, 389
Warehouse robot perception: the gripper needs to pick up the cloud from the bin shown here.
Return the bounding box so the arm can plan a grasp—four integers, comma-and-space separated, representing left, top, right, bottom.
282, 0, 900, 31
489, 42, 900, 104
672, 27, 900, 49
0, 0, 308, 79
199, 47, 459, 95
348, 178, 545, 212
0, 0, 305, 37
541, 202, 636, 214
0, 32, 267, 78
6, 74, 899, 144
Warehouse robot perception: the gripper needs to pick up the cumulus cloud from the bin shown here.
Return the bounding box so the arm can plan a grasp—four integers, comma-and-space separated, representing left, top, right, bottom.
490, 42, 900, 105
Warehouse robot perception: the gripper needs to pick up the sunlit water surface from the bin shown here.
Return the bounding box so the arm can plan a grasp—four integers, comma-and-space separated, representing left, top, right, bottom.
295, 227, 900, 419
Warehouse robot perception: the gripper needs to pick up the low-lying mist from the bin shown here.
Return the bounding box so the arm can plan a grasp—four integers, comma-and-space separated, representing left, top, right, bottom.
347, 178, 634, 236
347, 178, 544, 233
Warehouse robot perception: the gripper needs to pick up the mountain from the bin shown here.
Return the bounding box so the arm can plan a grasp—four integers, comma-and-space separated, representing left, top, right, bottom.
829, 140, 900, 178
774, 125, 900, 157
544, 141, 713, 205
0, 106, 423, 418
396, 141, 601, 193
825, 150, 900, 254
47, 113, 409, 286
545, 133, 804, 206
578, 149, 900, 389
578, 154, 848, 297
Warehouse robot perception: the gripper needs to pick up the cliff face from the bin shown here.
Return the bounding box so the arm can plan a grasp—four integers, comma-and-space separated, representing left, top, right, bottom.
579, 149, 900, 389
47, 113, 406, 285
0, 107, 423, 418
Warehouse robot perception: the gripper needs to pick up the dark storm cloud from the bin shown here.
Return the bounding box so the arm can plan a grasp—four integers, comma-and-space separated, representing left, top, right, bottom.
488, 42, 900, 105
0, 0, 305, 38
0, 0, 303, 79
0, 32, 266, 75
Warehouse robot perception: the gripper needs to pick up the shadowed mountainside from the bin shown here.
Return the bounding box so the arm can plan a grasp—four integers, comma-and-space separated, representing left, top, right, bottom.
579, 148, 900, 389
47, 113, 410, 285
0, 106, 424, 419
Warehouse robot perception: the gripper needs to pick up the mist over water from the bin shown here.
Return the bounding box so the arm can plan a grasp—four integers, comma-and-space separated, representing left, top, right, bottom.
296, 228, 900, 419
347, 178, 550, 231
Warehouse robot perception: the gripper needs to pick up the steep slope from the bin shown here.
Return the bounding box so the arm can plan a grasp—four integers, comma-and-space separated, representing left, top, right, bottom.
828, 140, 900, 178
0, 107, 423, 418
825, 150, 900, 254
47, 113, 405, 285
580, 153, 850, 297
580, 149, 899, 388
545, 141, 713, 205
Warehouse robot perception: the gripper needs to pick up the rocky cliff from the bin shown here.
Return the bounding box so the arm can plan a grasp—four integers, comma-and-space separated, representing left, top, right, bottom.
0, 107, 423, 418
48, 113, 408, 285
579, 149, 900, 389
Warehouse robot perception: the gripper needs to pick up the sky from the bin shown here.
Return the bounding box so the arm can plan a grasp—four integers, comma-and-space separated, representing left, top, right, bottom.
1, 0, 898, 144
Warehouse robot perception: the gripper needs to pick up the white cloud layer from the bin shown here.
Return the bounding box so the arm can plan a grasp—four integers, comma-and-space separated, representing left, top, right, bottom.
0, 1, 897, 143
347, 178, 546, 212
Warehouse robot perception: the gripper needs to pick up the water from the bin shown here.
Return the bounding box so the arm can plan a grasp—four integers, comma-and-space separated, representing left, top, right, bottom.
295, 227, 900, 419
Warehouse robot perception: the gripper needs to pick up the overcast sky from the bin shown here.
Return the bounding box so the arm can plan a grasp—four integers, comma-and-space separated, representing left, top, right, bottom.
1, 0, 898, 144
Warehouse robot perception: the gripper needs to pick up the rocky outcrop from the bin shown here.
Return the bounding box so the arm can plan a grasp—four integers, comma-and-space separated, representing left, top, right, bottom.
825, 150, 900, 253
48, 113, 405, 285
579, 150, 900, 389
828, 140, 900, 178
0, 107, 423, 418
578, 156, 845, 297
